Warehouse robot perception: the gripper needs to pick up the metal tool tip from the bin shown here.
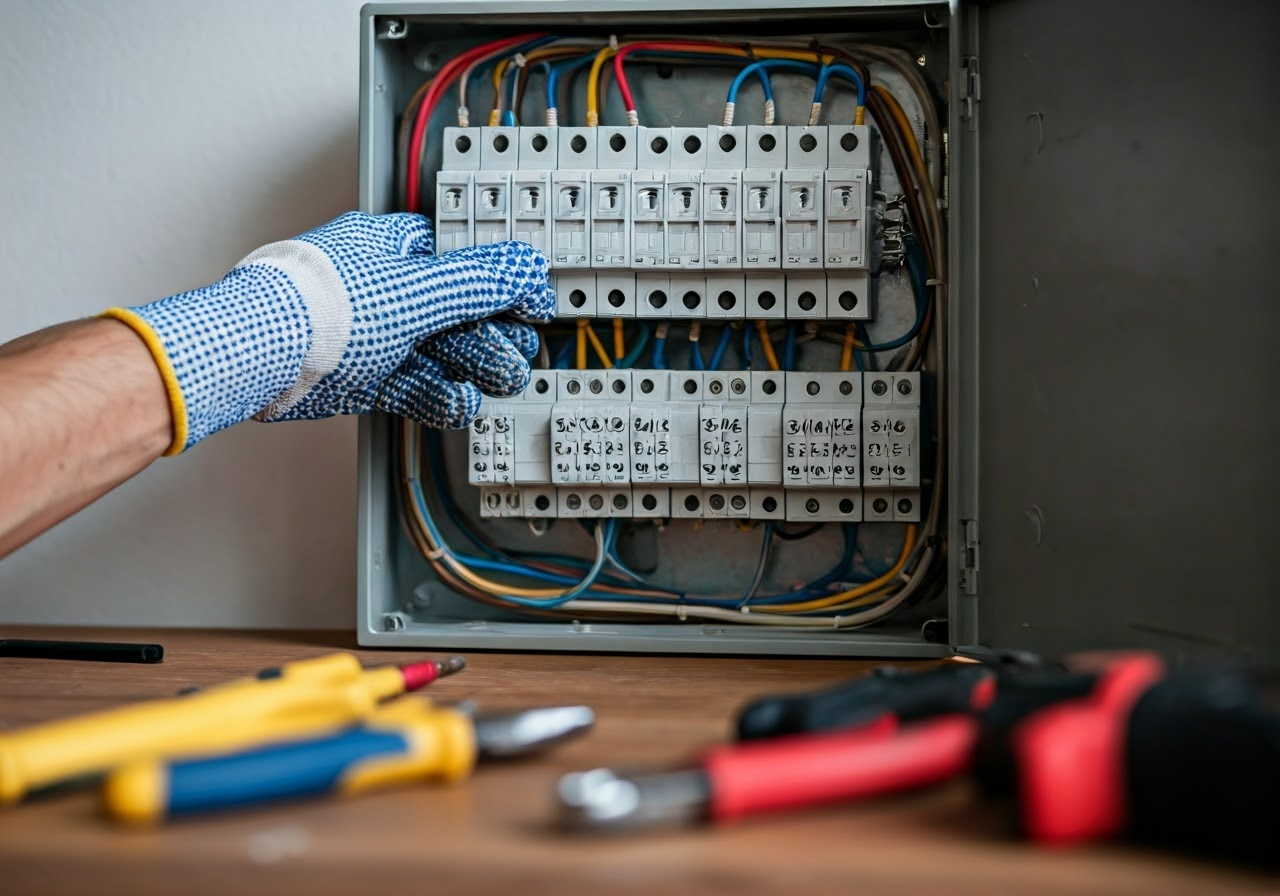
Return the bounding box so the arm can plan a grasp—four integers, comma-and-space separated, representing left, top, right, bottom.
474, 705, 595, 759
439, 655, 467, 677
555, 766, 709, 833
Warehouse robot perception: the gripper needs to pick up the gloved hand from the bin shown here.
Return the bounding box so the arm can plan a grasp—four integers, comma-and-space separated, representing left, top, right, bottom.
103, 212, 554, 454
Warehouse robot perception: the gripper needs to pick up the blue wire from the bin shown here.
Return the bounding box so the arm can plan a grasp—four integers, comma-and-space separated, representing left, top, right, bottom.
545, 53, 600, 115
727, 60, 821, 107
782, 324, 797, 371
691, 334, 705, 370
858, 236, 930, 353
619, 323, 651, 369
812, 62, 866, 108
709, 326, 733, 371
742, 325, 754, 369
651, 331, 667, 369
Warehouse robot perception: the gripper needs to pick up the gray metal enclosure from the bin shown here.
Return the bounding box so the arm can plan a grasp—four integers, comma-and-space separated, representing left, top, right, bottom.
356, 0, 1280, 659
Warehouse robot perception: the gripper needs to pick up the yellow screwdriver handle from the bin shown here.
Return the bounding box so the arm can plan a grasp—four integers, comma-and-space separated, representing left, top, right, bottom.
0, 653, 405, 805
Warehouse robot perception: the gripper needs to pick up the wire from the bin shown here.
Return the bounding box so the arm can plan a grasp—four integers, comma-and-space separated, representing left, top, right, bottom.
611, 42, 771, 123
405, 32, 545, 213
619, 323, 651, 368
545, 52, 599, 124
773, 522, 824, 541
651, 323, 669, 369
840, 323, 855, 372
575, 321, 587, 369
690, 323, 705, 370
811, 62, 867, 122
709, 325, 732, 371
613, 319, 625, 362
782, 324, 797, 371
737, 522, 776, 608
757, 525, 916, 615
754, 321, 781, 371
576, 320, 613, 369
725, 60, 820, 123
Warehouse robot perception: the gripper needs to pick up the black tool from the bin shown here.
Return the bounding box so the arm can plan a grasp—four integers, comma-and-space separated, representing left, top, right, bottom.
0, 639, 163, 663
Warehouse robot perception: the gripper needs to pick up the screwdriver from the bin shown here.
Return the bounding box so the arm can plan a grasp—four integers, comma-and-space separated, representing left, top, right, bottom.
0, 652, 464, 805
103, 697, 595, 823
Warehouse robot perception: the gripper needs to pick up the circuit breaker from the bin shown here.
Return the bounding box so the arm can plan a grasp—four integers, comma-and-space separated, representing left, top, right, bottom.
357, 0, 960, 658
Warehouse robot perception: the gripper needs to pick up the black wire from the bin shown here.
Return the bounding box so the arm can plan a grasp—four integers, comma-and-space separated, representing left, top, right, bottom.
773, 522, 825, 541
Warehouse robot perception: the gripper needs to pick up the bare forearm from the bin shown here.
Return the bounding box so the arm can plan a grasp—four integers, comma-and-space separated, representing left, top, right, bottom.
0, 318, 172, 558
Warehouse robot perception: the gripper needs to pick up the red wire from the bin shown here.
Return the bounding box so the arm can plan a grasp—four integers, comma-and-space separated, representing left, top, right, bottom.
611, 41, 751, 114
405, 32, 546, 213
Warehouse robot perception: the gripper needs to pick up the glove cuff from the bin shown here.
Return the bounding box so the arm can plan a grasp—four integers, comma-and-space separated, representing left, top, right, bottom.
102, 265, 312, 452
99, 306, 191, 456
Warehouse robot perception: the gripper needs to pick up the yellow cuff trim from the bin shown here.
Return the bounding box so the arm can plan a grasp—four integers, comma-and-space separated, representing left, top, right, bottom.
99, 308, 188, 456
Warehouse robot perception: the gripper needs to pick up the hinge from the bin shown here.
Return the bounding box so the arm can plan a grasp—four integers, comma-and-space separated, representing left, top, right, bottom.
959, 519, 980, 595
959, 56, 980, 130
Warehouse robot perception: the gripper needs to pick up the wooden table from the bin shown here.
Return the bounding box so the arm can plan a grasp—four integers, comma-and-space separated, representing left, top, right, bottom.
0, 627, 1274, 895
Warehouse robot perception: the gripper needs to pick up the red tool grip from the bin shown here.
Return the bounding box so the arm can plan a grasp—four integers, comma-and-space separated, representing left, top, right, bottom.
705, 713, 978, 823
1013, 653, 1165, 845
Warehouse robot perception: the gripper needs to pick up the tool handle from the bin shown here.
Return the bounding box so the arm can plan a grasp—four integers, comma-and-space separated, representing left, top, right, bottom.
103, 710, 475, 824
1125, 672, 1280, 867
735, 663, 995, 740
706, 714, 977, 822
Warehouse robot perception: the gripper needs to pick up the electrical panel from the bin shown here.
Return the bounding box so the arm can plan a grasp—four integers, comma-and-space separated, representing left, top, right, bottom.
357, 0, 960, 658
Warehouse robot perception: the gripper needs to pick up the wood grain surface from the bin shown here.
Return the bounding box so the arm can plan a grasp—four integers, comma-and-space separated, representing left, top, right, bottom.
0, 627, 1275, 895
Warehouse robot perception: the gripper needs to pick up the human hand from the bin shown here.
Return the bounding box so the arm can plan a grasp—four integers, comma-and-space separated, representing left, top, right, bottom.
103, 212, 553, 453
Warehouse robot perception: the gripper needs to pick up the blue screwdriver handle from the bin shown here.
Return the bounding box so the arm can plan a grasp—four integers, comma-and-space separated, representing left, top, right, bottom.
112, 727, 410, 821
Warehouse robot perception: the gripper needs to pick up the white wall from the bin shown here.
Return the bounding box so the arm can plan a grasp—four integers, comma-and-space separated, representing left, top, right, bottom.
0, 0, 370, 627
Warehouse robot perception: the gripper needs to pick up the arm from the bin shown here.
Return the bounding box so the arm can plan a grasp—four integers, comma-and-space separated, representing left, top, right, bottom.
0, 212, 552, 559
0, 319, 172, 558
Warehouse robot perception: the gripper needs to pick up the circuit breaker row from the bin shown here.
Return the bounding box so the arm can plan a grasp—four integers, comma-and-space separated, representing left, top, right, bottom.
469, 370, 920, 497
550, 270, 869, 319
477, 484, 922, 523
436, 125, 875, 276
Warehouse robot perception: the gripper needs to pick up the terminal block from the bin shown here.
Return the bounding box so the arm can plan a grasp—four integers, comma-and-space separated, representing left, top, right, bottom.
467, 371, 921, 522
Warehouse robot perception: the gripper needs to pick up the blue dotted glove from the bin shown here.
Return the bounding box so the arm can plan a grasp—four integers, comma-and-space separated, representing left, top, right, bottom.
103, 212, 554, 454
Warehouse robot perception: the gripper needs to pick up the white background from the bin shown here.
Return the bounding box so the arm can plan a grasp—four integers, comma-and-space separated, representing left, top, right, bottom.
0, 0, 370, 627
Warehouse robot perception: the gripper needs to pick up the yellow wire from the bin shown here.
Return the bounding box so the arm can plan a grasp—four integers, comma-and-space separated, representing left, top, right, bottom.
613, 319, 625, 360
585, 46, 616, 126
575, 321, 587, 369
756, 525, 917, 614
584, 322, 614, 369
840, 323, 855, 371
755, 321, 781, 371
